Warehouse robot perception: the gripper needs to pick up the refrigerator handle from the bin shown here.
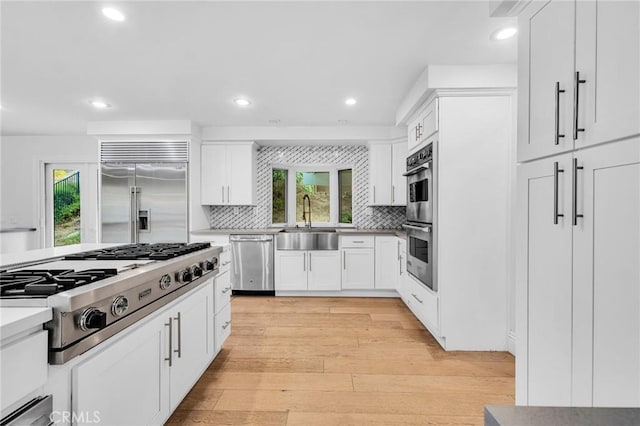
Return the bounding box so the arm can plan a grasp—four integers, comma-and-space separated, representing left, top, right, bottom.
130, 186, 140, 243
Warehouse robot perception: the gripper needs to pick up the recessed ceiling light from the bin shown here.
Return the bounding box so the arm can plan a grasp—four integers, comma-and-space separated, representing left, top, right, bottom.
234, 98, 251, 107
102, 7, 125, 22
491, 27, 517, 41
345, 98, 357, 106
89, 100, 111, 109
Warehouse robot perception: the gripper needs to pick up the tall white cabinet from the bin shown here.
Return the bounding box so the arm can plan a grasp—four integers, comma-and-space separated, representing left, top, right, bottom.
516, 0, 640, 407
517, 139, 640, 407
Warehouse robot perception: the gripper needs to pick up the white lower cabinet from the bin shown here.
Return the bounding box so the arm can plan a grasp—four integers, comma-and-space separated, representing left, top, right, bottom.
73, 310, 170, 425
72, 280, 216, 425
516, 138, 640, 407
213, 271, 232, 354
275, 250, 340, 291
374, 236, 399, 289
403, 274, 439, 334
168, 283, 212, 411
307, 251, 341, 291
341, 248, 375, 289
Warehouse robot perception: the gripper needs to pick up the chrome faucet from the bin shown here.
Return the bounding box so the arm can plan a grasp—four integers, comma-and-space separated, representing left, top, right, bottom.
302, 194, 312, 229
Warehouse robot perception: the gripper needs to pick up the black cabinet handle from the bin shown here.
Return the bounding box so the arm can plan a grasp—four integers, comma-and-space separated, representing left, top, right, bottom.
573, 71, 586, 140
553, 161, 565, 224
573, 158, 584, 226
555, 82, 566, 145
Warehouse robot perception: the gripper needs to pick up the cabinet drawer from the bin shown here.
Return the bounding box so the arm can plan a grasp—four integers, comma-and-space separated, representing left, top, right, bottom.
214, 304, 231, 353
0, 330, 48, 412
340, 235, 374, 248
220, 247, 232, 273
406, 276, 439, 331
214, 271, 232, 315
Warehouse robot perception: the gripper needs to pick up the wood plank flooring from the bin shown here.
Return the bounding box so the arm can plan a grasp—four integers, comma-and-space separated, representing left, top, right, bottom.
167, 297, 514, 425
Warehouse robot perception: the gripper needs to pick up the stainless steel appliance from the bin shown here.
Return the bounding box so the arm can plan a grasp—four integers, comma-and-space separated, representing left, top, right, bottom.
100, 141, 189, 244
0, 395, 52, 426
0, 242, 220, 364
405, 143, 433, 225
403, 223, 435, 291
230, 235, 274, 293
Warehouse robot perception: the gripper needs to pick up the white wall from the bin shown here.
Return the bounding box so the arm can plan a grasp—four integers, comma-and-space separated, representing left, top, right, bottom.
0, 135, 99, 248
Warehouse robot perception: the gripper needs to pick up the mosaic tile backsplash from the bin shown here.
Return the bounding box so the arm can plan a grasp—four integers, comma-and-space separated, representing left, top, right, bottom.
208, 144, 406, 229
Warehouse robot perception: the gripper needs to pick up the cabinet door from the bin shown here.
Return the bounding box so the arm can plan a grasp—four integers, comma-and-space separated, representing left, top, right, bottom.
369, 144, 393, 205
572, 139, 640, 407
419, 99, 438, 142
392, 142, 408, 206
341, 248, 375, 289
515, 153, 573, 406
374, 236, 399, 289
307, 250, 341, 291
170, 284, 212, 411
73, 315, 170, 425
227, 144, 255, 205
201, 145, 227, 205
407, 116, 422, 153
575, 1, 640, 148
520, 0, 575, 161
275, 250, 307, 290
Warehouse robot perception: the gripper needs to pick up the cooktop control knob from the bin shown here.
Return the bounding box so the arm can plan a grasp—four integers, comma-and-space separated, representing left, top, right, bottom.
111, 296, 129, 316
190, 264, 203, 278
159, 274, 172, 290
176, 269, 192, 283
79, 308, 107, 331
203, 260, 214, 271
212, 257, 219, 269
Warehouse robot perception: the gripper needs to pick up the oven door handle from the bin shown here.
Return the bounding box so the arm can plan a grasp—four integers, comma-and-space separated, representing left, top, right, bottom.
402, 224, 432, 233
402, 162, 431, 176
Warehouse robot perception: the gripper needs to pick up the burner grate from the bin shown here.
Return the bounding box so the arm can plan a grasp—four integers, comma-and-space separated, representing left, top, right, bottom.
0, 269, 118, 297
63, 242, 211, 261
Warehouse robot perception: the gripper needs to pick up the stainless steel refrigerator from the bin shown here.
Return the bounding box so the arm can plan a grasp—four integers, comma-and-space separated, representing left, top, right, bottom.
101, 163, 188, 243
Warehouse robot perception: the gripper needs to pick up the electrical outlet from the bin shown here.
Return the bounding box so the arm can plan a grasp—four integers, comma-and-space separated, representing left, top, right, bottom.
233, 207, 239, 215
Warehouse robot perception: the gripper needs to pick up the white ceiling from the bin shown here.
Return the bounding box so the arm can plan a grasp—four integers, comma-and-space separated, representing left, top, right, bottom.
0, 1, 516, 135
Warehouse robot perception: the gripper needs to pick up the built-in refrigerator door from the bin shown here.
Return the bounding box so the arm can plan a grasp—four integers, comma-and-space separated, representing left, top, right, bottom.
135, 163, 188, 243
101, 163, 135, 243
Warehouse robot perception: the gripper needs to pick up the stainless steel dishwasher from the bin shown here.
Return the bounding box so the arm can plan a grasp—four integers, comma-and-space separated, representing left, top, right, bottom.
230, 234, 274, 294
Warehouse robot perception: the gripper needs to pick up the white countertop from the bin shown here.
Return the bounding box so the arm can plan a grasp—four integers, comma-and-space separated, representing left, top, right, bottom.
0, 307, 52, 340
0, 243, 121, 269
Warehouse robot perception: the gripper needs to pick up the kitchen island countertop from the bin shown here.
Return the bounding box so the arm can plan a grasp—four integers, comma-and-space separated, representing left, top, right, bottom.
0, 307, 52, 340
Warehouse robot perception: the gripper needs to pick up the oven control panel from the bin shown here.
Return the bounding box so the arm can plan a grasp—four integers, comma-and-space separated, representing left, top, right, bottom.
407, 143, 433, 171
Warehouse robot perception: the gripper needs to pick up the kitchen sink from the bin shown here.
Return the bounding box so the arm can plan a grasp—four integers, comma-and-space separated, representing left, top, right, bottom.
276, 230, 339, 250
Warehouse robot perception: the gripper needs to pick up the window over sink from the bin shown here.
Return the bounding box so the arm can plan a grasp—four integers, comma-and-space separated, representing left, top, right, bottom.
271, 166, 352, 226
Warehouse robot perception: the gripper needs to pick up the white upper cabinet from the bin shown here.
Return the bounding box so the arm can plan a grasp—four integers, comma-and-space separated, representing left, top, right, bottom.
201, 142, 256, 205
574, 1, 640, 149
518, 0, 639, 162
369, 143, 393, 206
408, 98, 439, 153
526, 0, 575, 160
392, 142, 408, 205
369, 141, 407, 206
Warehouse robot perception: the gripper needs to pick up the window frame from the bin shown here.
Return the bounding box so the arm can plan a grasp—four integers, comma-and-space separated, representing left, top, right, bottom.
270, 163, 354, 227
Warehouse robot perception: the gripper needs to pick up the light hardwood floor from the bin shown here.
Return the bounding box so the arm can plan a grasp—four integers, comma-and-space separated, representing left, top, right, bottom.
167, 297, 514, 425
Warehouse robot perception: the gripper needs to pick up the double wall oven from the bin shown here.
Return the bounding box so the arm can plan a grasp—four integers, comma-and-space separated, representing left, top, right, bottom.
403, 143, 436, 291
